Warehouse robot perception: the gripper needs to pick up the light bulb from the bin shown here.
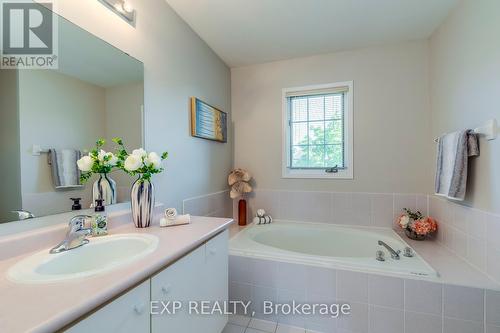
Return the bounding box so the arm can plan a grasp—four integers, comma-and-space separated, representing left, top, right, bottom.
122, 1, 133, 13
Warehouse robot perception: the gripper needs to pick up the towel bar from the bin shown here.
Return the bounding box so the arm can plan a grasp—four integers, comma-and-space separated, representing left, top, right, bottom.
32, 145, 50, 156
434, 119, 498, 142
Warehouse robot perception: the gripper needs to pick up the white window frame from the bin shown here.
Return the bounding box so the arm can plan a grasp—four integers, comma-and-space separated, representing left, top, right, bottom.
282, 81, 354, 179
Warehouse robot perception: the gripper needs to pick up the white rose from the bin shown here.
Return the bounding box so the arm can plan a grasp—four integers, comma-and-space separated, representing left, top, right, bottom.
77, 155, 93, 172
132, 148, 147, 158
400, 215, 410, 228
124, 154, 142, 171
145, 152, 161, 169
104, 152, 118, 166
97, 149, 107, 161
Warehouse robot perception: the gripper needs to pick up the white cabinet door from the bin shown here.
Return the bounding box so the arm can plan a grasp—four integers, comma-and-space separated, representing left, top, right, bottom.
151, 231, 229, 333
203, 230, 229, 333
151, 245, 206, 333
66, 280, 150, 333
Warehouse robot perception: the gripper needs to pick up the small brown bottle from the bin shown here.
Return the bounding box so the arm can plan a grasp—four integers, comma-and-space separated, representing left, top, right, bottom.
238, 199, 247, 226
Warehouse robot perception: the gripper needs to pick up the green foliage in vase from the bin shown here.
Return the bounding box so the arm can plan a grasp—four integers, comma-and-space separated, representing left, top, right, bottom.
112, 137, 168, 183
403, 208, 423, 221
77, 139, 119, 183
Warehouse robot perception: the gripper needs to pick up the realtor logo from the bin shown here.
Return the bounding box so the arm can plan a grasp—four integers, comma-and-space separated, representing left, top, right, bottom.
1, 0, 58, 68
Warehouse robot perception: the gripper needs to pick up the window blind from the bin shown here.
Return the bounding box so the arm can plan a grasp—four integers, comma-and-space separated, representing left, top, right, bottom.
288, 91, 345, 169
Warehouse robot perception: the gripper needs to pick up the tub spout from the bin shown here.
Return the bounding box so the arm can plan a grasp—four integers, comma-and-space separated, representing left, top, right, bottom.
378, 240, 400, 260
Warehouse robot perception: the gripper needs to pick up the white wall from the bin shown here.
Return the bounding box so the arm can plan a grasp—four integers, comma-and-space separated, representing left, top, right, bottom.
18, 70, 105, 215
429, 0, 500, 214
231, 41, 433, 194
17, 71, 145, 216
0, 70, 22, 223
104, 82, 144, 199
43, 0, 232, 212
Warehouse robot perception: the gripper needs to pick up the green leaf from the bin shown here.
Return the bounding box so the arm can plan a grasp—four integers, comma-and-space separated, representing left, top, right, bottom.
112, 137, 123, 145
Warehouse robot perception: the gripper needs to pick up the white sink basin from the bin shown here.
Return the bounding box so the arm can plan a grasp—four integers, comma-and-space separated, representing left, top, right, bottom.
7, 234, 158, 284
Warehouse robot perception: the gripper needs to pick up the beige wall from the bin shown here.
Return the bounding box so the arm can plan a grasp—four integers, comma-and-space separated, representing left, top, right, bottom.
231, 41, 433, 193
18, 70, 104, 215
0, 70, 22, 223
45, 0, 232, 212
17, 71, 143, 216
429, 0, 500, 214
104, 82, 144, 198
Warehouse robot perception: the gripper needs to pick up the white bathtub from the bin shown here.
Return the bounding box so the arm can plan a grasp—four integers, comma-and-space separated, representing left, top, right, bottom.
229, 221, 438, 278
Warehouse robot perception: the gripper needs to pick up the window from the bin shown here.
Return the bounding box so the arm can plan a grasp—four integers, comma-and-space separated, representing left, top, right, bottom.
282, 81, 353, 179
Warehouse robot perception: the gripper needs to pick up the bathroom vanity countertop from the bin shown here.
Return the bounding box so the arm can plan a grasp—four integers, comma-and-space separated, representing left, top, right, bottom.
0, 215, 233, 333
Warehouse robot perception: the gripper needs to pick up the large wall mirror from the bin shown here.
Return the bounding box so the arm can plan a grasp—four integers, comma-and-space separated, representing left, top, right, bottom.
0, 7, 144, 224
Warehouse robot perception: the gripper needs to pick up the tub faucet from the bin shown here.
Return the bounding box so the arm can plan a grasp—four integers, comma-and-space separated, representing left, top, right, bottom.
50, 215, 93, 254
378, 240, 400, 260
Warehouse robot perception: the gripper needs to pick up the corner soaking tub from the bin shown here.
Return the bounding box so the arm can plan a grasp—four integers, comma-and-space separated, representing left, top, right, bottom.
229, 221, 438, 278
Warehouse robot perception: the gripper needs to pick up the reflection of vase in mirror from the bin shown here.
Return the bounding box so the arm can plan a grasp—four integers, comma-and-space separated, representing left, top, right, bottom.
92, 174, 117, 206
130, 179, 155, 228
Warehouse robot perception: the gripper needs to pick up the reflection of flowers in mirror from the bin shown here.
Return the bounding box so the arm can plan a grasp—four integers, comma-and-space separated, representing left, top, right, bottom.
77, 139, 119, 183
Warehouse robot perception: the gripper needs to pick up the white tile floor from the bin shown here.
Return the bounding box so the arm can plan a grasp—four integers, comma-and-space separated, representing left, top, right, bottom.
223, 315, 318, 333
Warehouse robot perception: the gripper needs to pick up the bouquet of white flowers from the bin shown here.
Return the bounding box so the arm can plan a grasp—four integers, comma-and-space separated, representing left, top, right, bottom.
111, 137, 168, 228
77, 139, 119, 183
113, 138, 168, 182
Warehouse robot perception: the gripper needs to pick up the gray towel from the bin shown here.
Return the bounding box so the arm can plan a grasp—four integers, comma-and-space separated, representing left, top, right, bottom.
435, 130, 479, 201
49, 149, 83, 189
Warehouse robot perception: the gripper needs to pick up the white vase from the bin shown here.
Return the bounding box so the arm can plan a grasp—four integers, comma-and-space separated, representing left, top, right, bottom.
130, 178, 155, 228
92, 173, 117, 206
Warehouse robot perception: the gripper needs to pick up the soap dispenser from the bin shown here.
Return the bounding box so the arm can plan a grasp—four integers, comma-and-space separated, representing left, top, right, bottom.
70, 197, 82, 211
92, 199, 108, 236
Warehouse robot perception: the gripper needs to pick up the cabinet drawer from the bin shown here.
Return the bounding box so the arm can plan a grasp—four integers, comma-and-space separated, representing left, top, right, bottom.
66, 280, 150, 333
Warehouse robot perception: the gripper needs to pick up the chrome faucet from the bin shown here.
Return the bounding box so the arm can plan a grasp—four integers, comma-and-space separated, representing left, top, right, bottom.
378, 240, 400, 260
12, 210, 35, 220
50, 215, 93, 254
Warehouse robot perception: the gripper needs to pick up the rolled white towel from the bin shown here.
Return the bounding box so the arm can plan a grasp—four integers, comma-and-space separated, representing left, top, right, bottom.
160, 214, 191, 227
174, 214, 190, 225
165, 208, 178, 220
256, 209, 266, 217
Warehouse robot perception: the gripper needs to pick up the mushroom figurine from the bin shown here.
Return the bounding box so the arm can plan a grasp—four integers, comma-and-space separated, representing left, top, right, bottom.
228, 168, 252, 199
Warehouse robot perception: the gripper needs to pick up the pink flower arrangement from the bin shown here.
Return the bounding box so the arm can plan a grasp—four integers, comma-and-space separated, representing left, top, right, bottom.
396, 209, 438, 240
412, 217, 438, 235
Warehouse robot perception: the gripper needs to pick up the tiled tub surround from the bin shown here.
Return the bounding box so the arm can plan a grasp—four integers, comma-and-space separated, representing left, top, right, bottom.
429, 195, 500, 284
229, 255, 500, 333
243, 190, 430, 229
183, 190, 233, 218
230, 221, 437, 278
242, 190, 500, 284
227, 190, 500, 332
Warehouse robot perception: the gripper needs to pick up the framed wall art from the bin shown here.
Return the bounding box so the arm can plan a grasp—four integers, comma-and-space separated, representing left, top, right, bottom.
190, 97, 227, 143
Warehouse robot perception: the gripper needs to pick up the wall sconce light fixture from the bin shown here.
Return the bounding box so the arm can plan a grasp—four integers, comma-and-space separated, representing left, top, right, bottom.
97, 0, 136, 26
